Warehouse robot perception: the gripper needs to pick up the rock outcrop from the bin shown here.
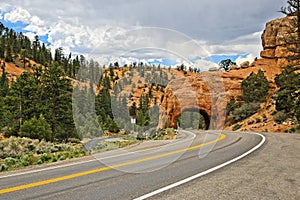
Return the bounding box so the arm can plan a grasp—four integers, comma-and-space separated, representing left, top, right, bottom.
158, 15, 297, 130
158, 62, 281, 130
260, 15, 298, 67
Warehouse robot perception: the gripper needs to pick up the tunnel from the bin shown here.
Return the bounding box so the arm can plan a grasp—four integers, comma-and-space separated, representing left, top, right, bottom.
176, 108, 210, 130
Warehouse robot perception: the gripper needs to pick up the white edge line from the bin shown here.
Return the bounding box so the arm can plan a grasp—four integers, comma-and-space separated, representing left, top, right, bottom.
0, 131, 196, 179
133, 132, 266, 200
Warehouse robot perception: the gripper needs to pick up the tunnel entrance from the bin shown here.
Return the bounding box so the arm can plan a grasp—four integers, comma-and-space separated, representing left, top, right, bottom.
177, 109, 210, 130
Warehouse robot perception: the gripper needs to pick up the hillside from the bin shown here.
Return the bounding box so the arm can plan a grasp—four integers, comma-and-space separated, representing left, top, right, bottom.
0, 14, 299, 141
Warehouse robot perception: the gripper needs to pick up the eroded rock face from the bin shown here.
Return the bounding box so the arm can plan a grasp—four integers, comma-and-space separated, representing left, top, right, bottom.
158, 59, 281, 130
260, 16, 298, 66
159, 72, 240, 130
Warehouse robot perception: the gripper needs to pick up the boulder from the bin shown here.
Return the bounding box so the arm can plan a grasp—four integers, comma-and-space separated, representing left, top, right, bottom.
240, 61, 250, 69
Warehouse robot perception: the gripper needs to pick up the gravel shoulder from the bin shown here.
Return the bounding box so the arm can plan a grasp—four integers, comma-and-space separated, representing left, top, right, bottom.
150, 132, 300, 200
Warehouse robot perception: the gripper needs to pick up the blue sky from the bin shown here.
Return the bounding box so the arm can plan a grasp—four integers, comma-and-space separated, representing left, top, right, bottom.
0, 0, 284, 69
206, 54, 249, 64
1, 16, 51, 44
1, 20, 27, 33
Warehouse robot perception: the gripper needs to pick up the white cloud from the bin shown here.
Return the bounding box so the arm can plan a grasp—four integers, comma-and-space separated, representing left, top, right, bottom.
235, 54, 256, 66
0, 1, 283, 70
30, 16, 44, 26
3, 7, 47, 38
4, 7, 31, 23
24, 24, 48, 35
23, 32, 36, 41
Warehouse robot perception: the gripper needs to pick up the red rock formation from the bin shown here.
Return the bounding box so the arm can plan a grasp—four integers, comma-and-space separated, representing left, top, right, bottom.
158, 65, 281, 130
260, 15, 298, 67
158, 15, 294, 130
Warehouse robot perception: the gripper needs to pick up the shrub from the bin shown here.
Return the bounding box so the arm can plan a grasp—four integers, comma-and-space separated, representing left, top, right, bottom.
5, 157, 17, 166
262, 114, 267, 123
0, 164, 8, 172
19, 114, 52, 141
289, 127, 296, 133
256, 118, 262, 123
273, 111, 287, 124
247, 120, 255, 125
148, 129, 157, 139
137, 133, 146, 140
0, 137, 87, 171
227, 96, 240, 115
271, 110, 277, 115
232, 124, 242, 131
166, 128, 175, 135
229, 103, 261, 124
68, 137, 81, 144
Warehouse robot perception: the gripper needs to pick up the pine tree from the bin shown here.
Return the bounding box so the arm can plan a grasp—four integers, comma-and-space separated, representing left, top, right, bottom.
275, 66, 300, 119
5, 72, 42, 136
41, 63, 76, 142
242, 70, 269, 103
129, 102, 137, 117
0, 63, 9, 97
32, 35, 40, 62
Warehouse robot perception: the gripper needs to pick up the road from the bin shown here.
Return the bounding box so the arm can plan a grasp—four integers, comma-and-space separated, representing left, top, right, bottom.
0, 131, 263, 200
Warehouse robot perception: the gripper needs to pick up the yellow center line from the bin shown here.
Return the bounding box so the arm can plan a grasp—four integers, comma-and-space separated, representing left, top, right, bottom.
0, 133, 226, 195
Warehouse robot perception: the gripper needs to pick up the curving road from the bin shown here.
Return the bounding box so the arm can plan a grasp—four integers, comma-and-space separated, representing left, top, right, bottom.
0, 131, 264, 200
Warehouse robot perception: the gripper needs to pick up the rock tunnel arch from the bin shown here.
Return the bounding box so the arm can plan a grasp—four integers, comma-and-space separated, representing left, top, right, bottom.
158, 73, 227, 130
176, 108, 210, 130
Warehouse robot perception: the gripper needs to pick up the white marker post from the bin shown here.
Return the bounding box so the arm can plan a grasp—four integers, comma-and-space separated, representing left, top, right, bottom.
131, 118, 136, 133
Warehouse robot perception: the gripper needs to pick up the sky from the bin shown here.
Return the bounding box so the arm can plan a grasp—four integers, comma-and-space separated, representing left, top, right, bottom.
0, 0, 285, 70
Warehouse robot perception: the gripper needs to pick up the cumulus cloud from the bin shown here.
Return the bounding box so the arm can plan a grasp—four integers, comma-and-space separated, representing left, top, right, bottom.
0, 0, 285, 70
235, 54, 256, 66
4, 7, 31, 23
3, 6, 47, 37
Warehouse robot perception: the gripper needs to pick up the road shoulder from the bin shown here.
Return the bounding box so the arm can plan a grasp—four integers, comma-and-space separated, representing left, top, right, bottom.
150, 133, 300, 200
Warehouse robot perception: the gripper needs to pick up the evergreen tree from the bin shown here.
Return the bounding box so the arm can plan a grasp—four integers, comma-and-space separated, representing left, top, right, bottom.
137, 94, 150, 126
0, 63, 9, 97
242, 70, 269, 103
5, 46, 13, 62
32, 35, 40, 62
218, 59, 236, 71
275, 66, 300, 120
129, 102, 137, 117
5, 72, 41, 136
41, 63, 76, 142
54, 47, 63, 65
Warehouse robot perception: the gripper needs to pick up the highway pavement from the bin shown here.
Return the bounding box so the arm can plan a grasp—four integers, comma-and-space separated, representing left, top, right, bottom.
0, 131, 263, 200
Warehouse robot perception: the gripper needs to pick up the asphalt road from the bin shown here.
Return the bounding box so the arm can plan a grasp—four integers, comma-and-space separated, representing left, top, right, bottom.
0, 131, 263, 200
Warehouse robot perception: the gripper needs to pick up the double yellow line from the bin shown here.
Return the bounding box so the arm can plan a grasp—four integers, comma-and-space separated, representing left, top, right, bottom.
0, 133, 226, 195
